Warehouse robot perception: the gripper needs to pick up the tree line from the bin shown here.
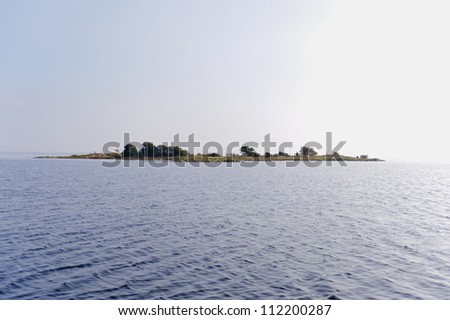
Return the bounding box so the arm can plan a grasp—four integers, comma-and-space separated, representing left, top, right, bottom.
122, 143, 318, 158
123, 142, 188, 158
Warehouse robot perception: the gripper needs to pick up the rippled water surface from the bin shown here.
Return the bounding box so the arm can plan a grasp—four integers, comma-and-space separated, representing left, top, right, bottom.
1, 156, 450, 299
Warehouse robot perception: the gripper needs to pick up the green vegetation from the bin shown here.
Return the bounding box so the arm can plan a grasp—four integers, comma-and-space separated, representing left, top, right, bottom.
138, 142, 188, 158
123, 144, 138, 158
240, 145, 260, 157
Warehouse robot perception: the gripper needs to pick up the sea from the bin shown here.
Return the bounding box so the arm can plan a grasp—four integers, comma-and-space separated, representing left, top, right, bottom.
1, 153, 449, 299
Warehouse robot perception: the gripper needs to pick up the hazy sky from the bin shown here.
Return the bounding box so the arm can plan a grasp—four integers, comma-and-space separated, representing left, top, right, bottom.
1, 0, 449, 162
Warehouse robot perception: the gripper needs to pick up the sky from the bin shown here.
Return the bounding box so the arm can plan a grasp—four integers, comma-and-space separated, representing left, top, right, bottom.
1, 0, 449, 162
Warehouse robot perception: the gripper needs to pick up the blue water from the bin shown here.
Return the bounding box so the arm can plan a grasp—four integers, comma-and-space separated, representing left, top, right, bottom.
1, 156, 450, 299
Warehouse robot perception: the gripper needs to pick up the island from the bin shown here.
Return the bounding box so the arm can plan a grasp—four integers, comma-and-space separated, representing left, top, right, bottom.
36, 143, 383, 162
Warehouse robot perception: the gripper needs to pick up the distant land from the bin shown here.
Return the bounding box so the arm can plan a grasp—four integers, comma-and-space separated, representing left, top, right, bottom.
35, 153, 383, 162
36, 143, 383, 162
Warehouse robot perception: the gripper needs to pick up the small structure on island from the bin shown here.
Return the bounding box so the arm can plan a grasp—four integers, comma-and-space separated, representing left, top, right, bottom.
300, 146, 318, 157
360, 155, 369, 160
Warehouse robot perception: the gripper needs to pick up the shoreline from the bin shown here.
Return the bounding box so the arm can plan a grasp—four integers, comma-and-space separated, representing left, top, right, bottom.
35, 153, 384, 162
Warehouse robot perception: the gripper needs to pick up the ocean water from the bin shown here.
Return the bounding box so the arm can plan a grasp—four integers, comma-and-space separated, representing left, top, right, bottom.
1, 156, 450, 299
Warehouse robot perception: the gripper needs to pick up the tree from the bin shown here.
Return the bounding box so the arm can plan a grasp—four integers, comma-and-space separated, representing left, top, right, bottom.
172, 146, 187, 157
159, 145, 169, 156
240, 145, 260, 157
123, 143, 138, 158
140, 142, 156, 157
